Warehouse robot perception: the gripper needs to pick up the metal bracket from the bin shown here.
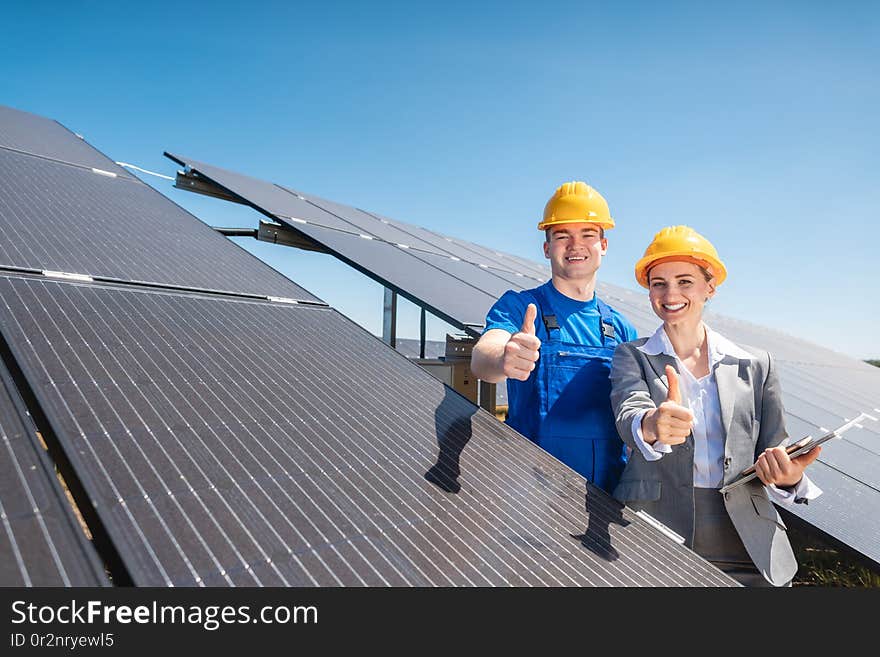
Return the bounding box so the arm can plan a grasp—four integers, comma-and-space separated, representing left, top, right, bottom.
256, 220, 329, 253
174, 169, 246, 205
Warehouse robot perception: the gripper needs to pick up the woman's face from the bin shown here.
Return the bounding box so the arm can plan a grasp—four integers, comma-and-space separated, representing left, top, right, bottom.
647, 260, 716, 327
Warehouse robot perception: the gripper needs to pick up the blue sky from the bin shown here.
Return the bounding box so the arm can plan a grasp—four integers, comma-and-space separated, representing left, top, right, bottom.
2, 1, 877, 358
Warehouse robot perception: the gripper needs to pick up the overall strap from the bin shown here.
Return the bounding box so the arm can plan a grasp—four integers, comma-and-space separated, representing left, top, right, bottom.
595, 297, 618, 347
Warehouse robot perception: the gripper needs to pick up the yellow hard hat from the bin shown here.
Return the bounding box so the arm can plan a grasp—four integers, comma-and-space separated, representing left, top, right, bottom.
634, 225, 727, 288
538, 181, 615, 231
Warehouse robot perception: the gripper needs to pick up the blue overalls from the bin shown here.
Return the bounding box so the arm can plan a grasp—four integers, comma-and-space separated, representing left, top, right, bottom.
506, 285, 627, 493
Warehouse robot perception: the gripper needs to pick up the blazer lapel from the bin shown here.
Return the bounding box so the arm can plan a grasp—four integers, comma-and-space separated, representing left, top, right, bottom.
714, 359, 738, 447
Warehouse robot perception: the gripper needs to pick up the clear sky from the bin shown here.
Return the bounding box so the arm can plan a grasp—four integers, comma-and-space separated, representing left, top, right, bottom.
2, 1, 877, 359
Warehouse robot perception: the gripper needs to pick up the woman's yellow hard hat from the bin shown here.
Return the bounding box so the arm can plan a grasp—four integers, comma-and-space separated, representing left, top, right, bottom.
538, 181, 615, 231
635, 225, 727, 288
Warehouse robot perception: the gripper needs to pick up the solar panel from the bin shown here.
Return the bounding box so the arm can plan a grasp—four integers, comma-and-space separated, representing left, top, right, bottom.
282, 189, 540, 288
0, 105, 135, 179
0, 354, 107, 586
362, 209, 551, 282
782, 460, 880, 563
0, 109, 318, 302
287, 222, 505, 327
166, 153, 535, 331
0, 273, 733, 586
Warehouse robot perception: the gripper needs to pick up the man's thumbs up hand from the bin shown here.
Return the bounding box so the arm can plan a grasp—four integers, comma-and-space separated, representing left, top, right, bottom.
502, 303, 542, 381
641, 365, 695, 446
520, 302, 537, 336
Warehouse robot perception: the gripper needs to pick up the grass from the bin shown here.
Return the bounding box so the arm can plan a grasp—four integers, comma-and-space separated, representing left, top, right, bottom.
787, 518, 880, 587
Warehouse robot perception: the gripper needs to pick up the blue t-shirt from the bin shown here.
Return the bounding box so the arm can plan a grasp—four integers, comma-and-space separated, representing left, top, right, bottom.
484, 281, 638, 348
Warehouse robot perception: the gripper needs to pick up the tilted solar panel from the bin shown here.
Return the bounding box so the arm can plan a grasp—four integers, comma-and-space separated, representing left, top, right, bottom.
781, 460, 880, 563
277, 187, 541, 288
0, 274, 734, 586
0, 354, 107, 586
0, 105, 135, 180
166, 153, 536, 331
361, 209, 550, 282
0, 108, 318, 302
287, 221, 508, 327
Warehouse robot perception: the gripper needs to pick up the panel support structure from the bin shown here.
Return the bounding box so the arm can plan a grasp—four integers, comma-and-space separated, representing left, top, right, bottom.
479, 380, 497, 415
382, 288, 397, 348
257, 220, 330, 253
174, 169, 247, 205
419, 307, 426, 359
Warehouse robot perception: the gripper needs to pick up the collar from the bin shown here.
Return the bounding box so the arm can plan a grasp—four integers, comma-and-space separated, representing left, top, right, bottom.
637, 323, 755, 366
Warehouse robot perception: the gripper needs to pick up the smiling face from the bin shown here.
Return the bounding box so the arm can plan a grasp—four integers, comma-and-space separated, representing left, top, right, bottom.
647, 260, 716, 328
542, 222, 608, 282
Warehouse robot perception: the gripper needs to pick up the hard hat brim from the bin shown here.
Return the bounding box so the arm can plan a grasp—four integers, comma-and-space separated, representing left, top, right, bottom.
635, 253, 727, 288
537, 217, 616, 231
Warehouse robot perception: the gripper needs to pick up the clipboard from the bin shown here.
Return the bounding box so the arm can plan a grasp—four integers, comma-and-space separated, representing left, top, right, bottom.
719, 412, 876, 494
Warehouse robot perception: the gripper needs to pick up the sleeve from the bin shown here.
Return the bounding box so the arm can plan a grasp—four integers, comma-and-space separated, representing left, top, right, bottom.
630, 411, 671, 461
483, 290, 528, 335
610, 343, 659, 452
766, 476, 823, 505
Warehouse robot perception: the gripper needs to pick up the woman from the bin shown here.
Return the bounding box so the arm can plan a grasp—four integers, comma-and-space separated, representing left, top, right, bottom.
610, 225, 821, 586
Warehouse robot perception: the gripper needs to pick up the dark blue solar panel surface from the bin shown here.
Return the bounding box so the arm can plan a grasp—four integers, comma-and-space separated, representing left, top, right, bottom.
0, 105, 135, 179
0, 144, 318, 301
166, 153, 533, 330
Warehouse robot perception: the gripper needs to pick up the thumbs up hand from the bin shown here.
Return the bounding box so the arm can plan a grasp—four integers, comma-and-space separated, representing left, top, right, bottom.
665, 365, 683, 404
502, 303, 542, 381
641, 365, 695, 446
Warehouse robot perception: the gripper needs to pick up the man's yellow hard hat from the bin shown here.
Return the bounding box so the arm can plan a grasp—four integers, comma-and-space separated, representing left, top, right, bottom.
635, 225, 727, 288
538, 181, 615, 231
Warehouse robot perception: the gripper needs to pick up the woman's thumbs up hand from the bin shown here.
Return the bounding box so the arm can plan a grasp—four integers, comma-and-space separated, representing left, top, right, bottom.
641, 365, 695, 446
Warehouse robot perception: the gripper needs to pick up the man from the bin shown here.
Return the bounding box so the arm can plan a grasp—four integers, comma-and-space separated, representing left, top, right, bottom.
471, 181, 638, 493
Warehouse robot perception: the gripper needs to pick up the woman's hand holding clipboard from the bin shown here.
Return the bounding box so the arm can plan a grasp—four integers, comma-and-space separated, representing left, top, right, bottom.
720, 412, 877, 494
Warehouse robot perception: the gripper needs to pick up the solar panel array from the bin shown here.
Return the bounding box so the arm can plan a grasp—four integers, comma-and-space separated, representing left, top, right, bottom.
167, 153, 880, 571
0, 104, 732, 586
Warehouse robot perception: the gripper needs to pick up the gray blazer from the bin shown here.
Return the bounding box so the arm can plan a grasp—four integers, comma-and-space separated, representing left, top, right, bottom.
609, 338, 797, 586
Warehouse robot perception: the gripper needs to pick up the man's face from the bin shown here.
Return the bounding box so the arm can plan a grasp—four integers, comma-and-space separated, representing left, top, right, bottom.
543, 222, 608, 280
